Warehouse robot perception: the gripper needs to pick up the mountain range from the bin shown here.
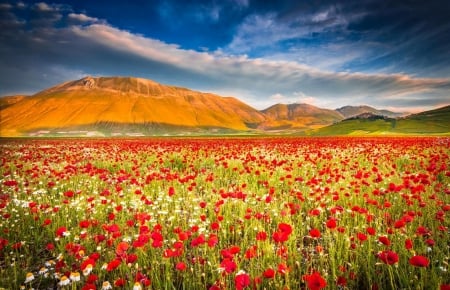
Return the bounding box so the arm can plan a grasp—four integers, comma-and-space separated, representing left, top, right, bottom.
0, 76, 448, 136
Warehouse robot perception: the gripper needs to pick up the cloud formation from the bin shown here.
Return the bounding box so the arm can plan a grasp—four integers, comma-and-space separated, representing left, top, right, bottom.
0, 1, 448, 112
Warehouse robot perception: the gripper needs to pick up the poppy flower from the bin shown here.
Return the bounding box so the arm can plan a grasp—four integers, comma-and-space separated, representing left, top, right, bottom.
378, 236, 391, 246
82, 283, 96, 290
378, 250, 399, 265
272, 231, 289, 243
357, 232, 367, 242
56, 226, 68, 237
176, 262, 187, 271
235, 271, 251, 290
303, 271, 327, 290
277, 263, 290, 275
114, 278, 126, 287
278, 223, 293, 235
256, 231, 267, 241
309, 228, 321, 238
326, 218, 337, 229
106, 259, 121, 271
405, 239, 413, 250
168, 186, 175, 196
263, 268, 275, 279
115, 241, 129, 258
409, 255, 429, 267
220, 258, 237, 274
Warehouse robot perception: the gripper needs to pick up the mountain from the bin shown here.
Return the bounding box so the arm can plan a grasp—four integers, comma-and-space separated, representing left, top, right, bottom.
260, 103, 344, 130
336, 105, 406, 118
0, 76, 266, 136
312, 105, 450, 135
0, 95, 26, 110
1, 76, 448, 137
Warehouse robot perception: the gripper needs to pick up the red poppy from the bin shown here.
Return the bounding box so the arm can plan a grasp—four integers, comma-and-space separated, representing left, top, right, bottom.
378, 250, 399, 265
367, 227, 376, 236
235, 271, 251, 290
115, 241, 129, 258
272, 231, 289, 243
256, 231, 267, 241
409, 255, 429, 267
114, 278, 126, 287
126, 253, 138, 264
357, 232, 367, 242
208, 234, 219, 247
378, 236, 391, 246
263, 268, 275, 279
278, 223, 293, 235
220, 258, 237, 274
405, 239, 413, 250
106, 259, 121, 271
304, 271, 327, 290
176, 262, 187, 271
277, 263, 289, 275
55, 226, 67, 237
309, 228, 321, 238
82, 283, 96, 290
326, 218, 337, 229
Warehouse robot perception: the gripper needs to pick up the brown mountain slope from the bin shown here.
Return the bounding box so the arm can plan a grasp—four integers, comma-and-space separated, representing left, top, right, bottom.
0, 76, 266, 136
260, 103, 344, 130
336, 105, 406, 118
0, 95, 26, 110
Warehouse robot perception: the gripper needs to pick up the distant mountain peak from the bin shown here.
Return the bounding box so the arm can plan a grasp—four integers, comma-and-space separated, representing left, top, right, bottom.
336, 105, 405, 118
0, 76, 266, 136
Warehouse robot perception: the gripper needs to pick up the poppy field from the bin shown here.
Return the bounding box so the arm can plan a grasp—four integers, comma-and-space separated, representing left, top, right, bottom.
0, 137, 449, 290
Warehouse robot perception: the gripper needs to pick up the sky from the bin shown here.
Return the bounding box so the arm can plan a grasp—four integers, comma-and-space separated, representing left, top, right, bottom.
0, 0, 449, 112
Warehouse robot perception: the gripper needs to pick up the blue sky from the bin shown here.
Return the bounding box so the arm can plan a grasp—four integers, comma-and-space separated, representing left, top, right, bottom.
0, 0, 449, 111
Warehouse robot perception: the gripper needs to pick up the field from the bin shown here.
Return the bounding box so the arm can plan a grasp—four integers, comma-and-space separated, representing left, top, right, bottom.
0, 137, 449, 289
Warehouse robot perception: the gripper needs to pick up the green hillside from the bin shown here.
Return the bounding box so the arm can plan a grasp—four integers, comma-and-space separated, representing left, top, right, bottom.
312, 105, 450, 135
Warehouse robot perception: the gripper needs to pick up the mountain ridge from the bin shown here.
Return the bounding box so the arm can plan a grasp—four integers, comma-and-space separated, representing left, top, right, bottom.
0, 76, 447, 136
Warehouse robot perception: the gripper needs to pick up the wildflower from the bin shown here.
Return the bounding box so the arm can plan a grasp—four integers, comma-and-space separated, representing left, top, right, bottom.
357, 232, 367, 242
256, 231, 267, 241
114, 278, 126, 287
101, 281, 112, 290
220, 258, 237, 274
409, 255, 430, 267
235, 270, 251, 290
378, 236, 391, 246
176, 261, 187, 271
405, 239, 413, 250
59, 275, 70, 286
309, 228, 321, 238
133, 282, 142, 290
277, 263, 290, 275
83, 264, 93, 276
378, 250, 399, 265
303, 271, 327, 290
24, 272, 34, 283
326, 218, 337, 229
106, 259, 121, 271
81, 283, 96, 290
70, 272, 81, 282
115, 241, 129, 258
263, 268, 275, 279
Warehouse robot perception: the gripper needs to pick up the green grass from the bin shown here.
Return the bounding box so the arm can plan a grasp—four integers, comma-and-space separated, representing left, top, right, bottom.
312, 105, 450, 136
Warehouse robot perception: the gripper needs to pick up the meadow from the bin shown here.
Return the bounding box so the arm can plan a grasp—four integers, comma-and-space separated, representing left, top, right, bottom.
0, 137, 448, 289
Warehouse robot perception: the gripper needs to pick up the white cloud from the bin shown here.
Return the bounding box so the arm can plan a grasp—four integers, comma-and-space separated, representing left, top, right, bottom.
1, 6, 449, 113
68, 13, 99, 23
34, 2, 54, 12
